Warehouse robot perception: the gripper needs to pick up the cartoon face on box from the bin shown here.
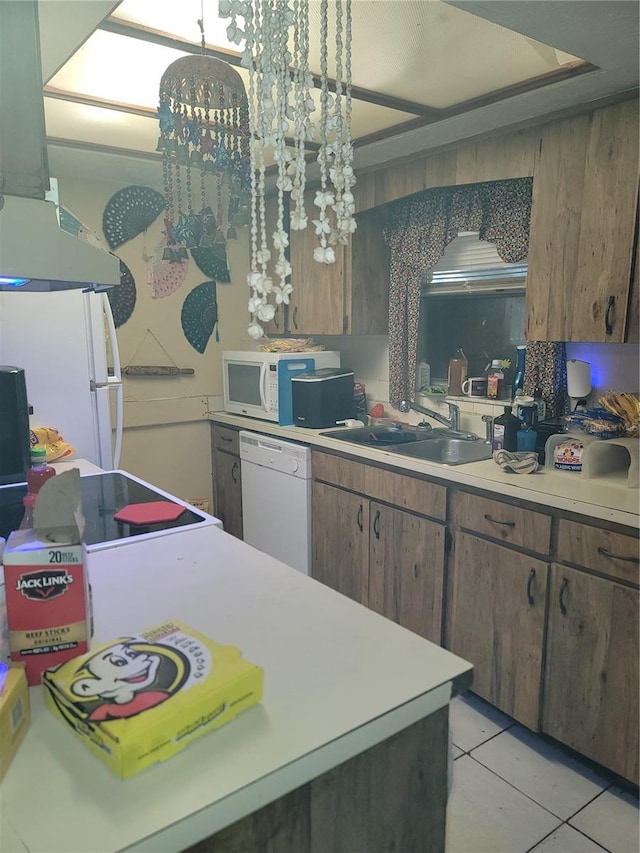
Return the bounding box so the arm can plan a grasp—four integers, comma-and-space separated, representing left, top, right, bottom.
68, 636, 202, 721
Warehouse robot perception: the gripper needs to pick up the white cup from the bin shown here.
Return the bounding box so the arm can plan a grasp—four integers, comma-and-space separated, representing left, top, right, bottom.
462, 377, 487, 397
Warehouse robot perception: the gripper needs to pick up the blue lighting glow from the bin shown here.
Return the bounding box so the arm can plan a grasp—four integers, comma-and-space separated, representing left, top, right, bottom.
0, 277, 30, 287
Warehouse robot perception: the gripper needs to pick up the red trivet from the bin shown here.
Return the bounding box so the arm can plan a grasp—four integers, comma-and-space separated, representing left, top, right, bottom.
114, 501, 186, 525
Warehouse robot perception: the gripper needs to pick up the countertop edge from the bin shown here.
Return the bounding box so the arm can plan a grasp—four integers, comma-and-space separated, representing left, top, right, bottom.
209, 413, 640, 528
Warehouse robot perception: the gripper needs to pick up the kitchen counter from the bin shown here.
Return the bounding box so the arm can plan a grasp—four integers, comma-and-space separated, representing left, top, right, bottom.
1, 517, 471, 852
210, 413, 640, 527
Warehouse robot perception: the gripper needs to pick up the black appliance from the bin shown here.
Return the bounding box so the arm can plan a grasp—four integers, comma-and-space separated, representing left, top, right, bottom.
0, 365, 31, 485
291, 368, 355, 428
535, 420, 566, 464
0, 472, 208, 547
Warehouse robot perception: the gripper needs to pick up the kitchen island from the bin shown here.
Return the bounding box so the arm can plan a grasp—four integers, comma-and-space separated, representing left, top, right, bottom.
1, 506, 472, 852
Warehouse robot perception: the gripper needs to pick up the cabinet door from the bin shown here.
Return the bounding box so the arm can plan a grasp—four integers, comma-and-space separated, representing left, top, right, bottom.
288, 191, 346, 334
543, 565, 639, 783
213, 450, 243, 539
527, 100, 639, 342
447, 532, 548, 730
368, 502, 444, 645
312, 481, 368, 604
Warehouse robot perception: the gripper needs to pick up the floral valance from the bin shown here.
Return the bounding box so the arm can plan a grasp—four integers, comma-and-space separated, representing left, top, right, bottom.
383, 178, 533, 404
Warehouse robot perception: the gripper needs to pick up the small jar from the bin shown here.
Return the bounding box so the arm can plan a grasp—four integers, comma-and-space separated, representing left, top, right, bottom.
486, 360, 504, 400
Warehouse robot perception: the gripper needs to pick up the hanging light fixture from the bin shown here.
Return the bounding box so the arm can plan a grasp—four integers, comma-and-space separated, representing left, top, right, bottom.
219, 0, 356, 339
157, 14, 251, 262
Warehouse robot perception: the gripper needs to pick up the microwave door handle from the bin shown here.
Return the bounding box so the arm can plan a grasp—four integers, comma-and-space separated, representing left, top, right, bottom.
259, 363, 268, 410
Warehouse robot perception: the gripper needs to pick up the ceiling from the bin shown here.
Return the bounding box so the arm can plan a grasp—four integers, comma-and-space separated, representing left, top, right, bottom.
37, 0, 639, 190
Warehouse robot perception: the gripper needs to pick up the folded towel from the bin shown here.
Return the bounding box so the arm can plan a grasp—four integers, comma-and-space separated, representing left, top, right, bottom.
493, 449, 539, 474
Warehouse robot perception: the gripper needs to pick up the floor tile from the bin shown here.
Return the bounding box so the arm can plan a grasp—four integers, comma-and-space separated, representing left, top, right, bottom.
449, 692, 514, 752
529, 823, 608, 852
471, 726, 610, 820
446, 755, 561, 853
452, 744, 464, 760
570, 786, 640, 853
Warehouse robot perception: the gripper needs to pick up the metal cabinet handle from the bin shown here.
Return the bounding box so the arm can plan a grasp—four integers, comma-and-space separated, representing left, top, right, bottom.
292, 306, 298, 329
527, 568, 535, 605
605, 295, 615, 336
221, 435, 233, 443
356, 504, 363, 532
597, 546, 639, 564
231, 461, 239, 484
373, 510, 380, 540
484, 513, 515, 528
559, 577, 568, 615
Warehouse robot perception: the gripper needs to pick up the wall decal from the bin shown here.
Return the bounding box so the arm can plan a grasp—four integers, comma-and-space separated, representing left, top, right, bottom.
181, 281, 218, 353
103, 185, 165, 250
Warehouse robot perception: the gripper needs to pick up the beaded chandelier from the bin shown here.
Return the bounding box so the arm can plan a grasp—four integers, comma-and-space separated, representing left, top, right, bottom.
219, 0, 356, 338
157, 44, 251, 262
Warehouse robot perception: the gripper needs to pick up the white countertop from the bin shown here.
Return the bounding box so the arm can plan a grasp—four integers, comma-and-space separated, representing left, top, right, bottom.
211, 413, 640, 527
1, 524, 471, 853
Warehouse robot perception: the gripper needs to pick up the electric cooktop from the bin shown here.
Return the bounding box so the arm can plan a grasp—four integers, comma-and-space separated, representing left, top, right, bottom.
0, 471, 209, 548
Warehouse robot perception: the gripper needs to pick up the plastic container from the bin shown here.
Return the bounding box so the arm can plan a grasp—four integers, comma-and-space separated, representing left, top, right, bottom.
18, 493, 37, 531
492, 405, 520, 452
417, 359, 431, 393
27, 446, 56, 496
447, 347, 467, 397
486, 360, 505, 400
517, 427, 537, 452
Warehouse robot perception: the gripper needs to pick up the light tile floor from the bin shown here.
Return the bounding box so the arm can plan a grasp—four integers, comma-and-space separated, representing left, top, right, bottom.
447, 693, 640, 853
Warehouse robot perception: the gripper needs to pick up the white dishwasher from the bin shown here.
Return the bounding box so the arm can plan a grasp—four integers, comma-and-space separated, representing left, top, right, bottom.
239, 430, 312, 574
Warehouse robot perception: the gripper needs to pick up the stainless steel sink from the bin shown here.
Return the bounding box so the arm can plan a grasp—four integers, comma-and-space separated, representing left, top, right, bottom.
385, 438, 493, 466
321, 424, 435, 446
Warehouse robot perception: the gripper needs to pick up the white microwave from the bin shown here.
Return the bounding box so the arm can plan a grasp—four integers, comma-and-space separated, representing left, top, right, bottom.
222, 350, 341, 424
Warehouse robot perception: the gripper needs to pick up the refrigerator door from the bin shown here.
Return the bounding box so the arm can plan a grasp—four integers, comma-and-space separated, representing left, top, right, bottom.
85, 292, 123, 469
0, 290, 101, 464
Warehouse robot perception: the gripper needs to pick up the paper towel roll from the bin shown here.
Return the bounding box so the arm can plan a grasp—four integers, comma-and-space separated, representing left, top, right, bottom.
566, 359, 591, 399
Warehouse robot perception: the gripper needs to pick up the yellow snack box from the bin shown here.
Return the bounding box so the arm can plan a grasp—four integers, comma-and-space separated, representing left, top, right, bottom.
42, 620, 263, 779
0, 663, 31, 783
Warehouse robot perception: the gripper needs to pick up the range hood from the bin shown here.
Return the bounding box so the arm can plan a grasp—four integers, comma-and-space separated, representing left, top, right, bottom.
0, 1, 120, 293
423, 231, 527, 296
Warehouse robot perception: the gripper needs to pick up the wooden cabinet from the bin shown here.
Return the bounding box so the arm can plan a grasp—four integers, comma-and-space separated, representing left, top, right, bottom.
211, 425, 243, 539
542, 517, 639, 783
312, 452, 446, 643
447, 531, 548, 730
543, 565, 639, 784
447, 489, 553, 729
368, 501, 445, 644
312, 481, 369, 605
527, 99, 639, 342
287, 192, 389, 335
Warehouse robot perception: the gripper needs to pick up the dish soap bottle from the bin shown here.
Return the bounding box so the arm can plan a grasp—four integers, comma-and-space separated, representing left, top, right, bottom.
447, 347, 467, 397
492, 405, 520, 452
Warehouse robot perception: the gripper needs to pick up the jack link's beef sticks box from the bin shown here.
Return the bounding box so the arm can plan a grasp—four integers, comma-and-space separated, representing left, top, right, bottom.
42, 620, 264, 778
3, 470, 89, 686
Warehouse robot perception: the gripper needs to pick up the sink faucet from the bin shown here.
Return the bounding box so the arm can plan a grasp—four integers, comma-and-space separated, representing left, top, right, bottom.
398, 399, 461, 432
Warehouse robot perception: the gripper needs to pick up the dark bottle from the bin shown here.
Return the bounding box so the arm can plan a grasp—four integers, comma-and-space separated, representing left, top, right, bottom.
492, 405, 520, 452
512, 345, 526, 398
447, 347, 468, 397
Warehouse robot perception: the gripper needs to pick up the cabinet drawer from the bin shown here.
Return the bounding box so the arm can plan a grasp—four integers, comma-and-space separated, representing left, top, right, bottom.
451, 491, 551, 556
212, 425, 239, 455
312, 451, 365, 493
364, 467, 446, 522
557, 520, 639, 585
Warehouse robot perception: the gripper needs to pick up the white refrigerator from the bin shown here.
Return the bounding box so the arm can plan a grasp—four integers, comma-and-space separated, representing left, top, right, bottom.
0, 289, 123, 469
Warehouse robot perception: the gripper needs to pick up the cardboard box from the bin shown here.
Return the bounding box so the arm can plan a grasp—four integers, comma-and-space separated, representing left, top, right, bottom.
0, 664, 31, 783
43, 619, 264, 779
3, 535, 90, 685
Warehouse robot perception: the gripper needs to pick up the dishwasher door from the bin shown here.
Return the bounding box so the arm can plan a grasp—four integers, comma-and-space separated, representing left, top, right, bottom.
239, 431, 312, 574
